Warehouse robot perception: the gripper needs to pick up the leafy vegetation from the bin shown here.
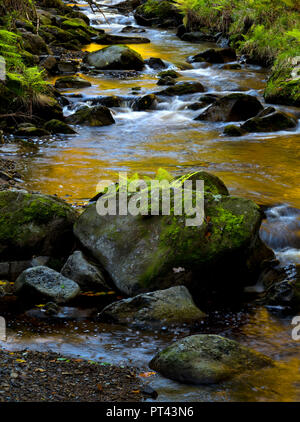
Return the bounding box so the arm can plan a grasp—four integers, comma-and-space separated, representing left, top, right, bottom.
175, 0, 300, 66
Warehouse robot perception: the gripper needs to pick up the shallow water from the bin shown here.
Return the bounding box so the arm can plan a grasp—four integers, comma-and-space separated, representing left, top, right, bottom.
0, 0, 300, 402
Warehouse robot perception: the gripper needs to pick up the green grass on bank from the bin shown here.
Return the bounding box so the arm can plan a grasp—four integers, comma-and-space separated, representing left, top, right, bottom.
175, 0, 300, 66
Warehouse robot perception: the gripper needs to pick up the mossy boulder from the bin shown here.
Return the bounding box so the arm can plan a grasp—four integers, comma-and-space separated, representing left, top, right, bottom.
241, 111, 297, 133
15, 266, 80, 304
44, 119, 76, 134
61, 18, 88, 30
264, 57, 300, 107
74, 171, 274, 301
156, 82, 205, 96
158, 70, 179, 79
66, 105, 115, 127
20, 30, 50, 55
223, 125, 245, 137
32, 96, 64, 122
55, 76, 91, 89
195, 93, 263, 122
132, 94, 157, 111
98, 286, 206, 329
86, 45, 145, 71
0, 190, 77, 260
15, 126, 50, 137
134, 0, 183, 28
149, 334, 273, 384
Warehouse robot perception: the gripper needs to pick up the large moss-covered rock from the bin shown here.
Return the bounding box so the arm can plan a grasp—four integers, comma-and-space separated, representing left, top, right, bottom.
15, 266, 80, 304
195, 93, 263, 122
149, 334, 273, 384
86, 45, 145, 71
20, 30, 50, 55
241, 111, 297, 133
264, 57, 300, 107
66, 105, 115, 127
134, 0, 183, 28
0, 190, 77, 260
98, 286, 206, 328
132, 94, 157, 111
74, 171, 273, 300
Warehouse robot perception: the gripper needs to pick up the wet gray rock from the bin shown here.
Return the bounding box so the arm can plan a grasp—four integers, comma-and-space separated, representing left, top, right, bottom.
195, 93, 263, 122
149, 334, 273, 384
61, 250, 110, 291
86, 45, 144, 71
98, 286, 206, 328
15, 266, 80, 304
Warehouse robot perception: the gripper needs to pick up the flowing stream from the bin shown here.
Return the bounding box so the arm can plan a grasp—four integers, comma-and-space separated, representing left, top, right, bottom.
0, 0, 300, 401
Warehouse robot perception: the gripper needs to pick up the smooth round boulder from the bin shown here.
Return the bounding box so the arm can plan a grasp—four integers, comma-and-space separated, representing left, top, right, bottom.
44, 119, 77, 134
86, 45, 145, 70
195, 93, 263, 122
132, 94, 157, 111
66, 105, 115, 127
149, 334, 273, 384
98, 286, 206, 328
15, 266, 80, 304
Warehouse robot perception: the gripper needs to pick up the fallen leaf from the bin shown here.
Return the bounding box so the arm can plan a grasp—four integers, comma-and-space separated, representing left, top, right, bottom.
15, 359, 26, 363
132, 390, 140, 394
34, 368, 46, 372
139, 371, 156, 378
97, 384, 103, 392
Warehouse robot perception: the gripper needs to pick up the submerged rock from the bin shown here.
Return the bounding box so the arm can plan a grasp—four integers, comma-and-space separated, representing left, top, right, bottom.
157, 70, 179, 79
94, 33, 150, 44
66, 105, 115, 127
241, 111, 297, 132
132, 94, 157, 111
149, 334, 273, 384
157, 76, 176, 86
74, 171, 274, 300
55, 76, 91, 89
86, 45, 145, 71
195, 93, 263, 122
0, 190, 77, 260
15, 266, 80, 304
121, 26, 146, 33
61, 250, 110, 291
157, 82, 205, 96
98, 286, 206, 328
